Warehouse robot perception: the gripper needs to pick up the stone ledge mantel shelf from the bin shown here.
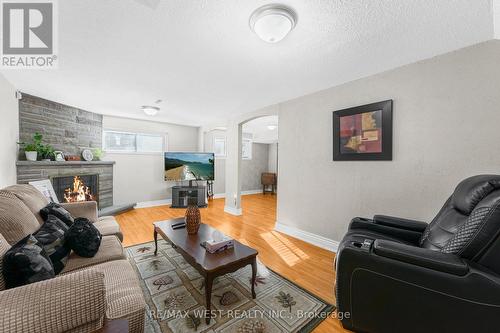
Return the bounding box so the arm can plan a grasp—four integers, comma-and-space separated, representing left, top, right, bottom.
16, 160, 115, 166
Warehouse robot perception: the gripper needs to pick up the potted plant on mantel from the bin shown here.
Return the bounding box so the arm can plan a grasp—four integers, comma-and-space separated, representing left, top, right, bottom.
18, 132, 55, 162
38, 143, 55, 161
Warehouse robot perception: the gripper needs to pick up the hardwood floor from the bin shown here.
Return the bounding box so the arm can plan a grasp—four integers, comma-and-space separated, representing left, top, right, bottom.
115, 194, 348, 333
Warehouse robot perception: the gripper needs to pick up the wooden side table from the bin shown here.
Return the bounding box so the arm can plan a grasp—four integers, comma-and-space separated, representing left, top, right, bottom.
261, 172, 277, 195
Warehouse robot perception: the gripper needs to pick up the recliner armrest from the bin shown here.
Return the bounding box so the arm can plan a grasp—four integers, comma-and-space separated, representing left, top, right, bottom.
373, 239, 469, 276
373, 215, 428, 232
350, 217, 423, 244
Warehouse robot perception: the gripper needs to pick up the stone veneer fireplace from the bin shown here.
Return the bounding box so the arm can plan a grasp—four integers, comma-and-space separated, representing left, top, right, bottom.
16, 161, 115, 209
16, 94, 117, 210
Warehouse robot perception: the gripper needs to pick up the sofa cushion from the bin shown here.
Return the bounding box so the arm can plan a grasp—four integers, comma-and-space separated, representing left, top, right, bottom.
89, 260, 146, 332
0, 234, 12, 291
33, 215, 71, 274
61, 235, 125, 274
3, 185, 49, 224
0, 191, 41, 245
95, 216, 124, 242
66, 218, 102, 258
61, 201, 98, 223
40, 202, 74, 226
3, 235, 55, 289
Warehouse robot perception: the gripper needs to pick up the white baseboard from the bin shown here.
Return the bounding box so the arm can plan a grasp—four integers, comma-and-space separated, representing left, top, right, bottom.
224, 205, 242, 216
135, 199, 172, 208
133, 190, 263, 209
214, 189, 263, 199
241, 189, 263, 195
274, 222, 339, 253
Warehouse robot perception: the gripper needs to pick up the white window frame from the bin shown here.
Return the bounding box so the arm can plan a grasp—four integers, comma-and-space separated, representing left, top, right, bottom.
242, 138, 253, 160
103, 129, 168, 155
213, 136, 227, 158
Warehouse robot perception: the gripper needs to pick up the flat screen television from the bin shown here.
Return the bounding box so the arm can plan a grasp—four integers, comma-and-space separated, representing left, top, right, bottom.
164, 152, 215, 181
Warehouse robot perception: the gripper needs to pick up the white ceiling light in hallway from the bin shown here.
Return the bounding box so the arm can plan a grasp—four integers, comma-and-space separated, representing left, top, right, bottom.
142, 106, 160, 116
249, 4, 297, 43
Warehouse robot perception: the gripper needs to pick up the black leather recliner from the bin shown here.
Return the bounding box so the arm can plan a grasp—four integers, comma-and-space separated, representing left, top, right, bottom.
335, 175, 500, 333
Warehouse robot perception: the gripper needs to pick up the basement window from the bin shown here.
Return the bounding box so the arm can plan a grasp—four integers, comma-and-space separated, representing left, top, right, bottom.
214, 136, 227, 158
103, 130, 167, 154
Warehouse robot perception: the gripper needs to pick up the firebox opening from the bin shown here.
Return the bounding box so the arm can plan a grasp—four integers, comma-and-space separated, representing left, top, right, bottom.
52, 174, 99, 205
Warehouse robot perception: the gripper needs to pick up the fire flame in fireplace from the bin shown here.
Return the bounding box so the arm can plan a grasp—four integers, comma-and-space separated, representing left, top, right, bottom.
64, 176, 95, 203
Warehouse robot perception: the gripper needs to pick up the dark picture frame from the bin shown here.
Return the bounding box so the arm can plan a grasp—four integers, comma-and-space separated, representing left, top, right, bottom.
332, 100, 393, 161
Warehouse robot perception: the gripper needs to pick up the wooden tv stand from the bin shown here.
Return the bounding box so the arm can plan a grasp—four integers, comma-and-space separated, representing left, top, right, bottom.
171, 185, 207, 208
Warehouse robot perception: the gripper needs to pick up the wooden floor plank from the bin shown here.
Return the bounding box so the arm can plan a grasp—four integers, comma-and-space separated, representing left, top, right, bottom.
115, 194, 350, 333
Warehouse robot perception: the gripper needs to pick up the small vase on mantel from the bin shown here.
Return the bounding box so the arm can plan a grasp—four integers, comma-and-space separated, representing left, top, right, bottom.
185, 198, 201, 235
25, 151, 37, 161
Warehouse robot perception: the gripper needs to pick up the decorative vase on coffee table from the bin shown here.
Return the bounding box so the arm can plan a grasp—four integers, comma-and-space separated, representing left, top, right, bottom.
185, 199, 201, 235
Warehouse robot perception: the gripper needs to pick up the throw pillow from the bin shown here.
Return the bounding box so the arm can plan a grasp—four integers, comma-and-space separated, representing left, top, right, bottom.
40, 202, 74, 226
3, 235, 55, 289
33, 215, 71, 274
65, 218, 102, 258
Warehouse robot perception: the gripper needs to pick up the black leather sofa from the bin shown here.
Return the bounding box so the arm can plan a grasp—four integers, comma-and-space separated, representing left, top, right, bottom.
335, 175, 500, 333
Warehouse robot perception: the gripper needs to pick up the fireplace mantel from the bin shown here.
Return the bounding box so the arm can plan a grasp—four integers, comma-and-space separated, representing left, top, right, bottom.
16, 160, 115, 208
16, 161, 115, 166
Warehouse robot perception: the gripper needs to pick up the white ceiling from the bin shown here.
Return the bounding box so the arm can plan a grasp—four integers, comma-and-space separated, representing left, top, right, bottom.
1, 0, 495, 127
495, 0, 500, 39
243, 115, 278, 144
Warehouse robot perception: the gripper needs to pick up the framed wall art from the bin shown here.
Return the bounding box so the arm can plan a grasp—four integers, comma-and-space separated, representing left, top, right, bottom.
332, 100, 393, 161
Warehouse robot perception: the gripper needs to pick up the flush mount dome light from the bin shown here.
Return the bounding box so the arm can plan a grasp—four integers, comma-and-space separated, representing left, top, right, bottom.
267, 125, 278, 130
250, 4, 297, 43
142, 105, 160, 116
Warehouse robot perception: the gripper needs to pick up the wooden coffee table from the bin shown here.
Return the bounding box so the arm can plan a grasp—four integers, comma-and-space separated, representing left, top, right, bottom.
153, 218, 258, 324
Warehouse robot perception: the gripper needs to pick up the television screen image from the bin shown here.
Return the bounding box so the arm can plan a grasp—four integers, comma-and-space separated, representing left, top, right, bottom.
164, 152, 215, 181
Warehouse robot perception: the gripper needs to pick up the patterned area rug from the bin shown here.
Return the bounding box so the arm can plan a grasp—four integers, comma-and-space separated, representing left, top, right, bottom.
126, 240, 334, 333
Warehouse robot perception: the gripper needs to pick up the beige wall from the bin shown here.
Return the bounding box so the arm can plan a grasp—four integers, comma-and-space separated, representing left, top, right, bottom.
268, 143, 278, 174
495, 0, 500, 39
274, 40, 500, 244
0, 74, 18, 188
102, 116, 198, 205
204, 129, 227, 195
241, 143, 269, 192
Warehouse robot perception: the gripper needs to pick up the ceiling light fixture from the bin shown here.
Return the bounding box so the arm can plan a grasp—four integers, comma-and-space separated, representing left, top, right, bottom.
249, 4, 297, 43
267, 125, 278, 130
142, 105, 160, 116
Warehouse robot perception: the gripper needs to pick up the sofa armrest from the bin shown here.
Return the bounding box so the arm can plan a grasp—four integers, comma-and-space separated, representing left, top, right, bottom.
373, 239, 469, 276
61, 201, 98, 223
0, 269, 106, 333
373, 215, 428, 232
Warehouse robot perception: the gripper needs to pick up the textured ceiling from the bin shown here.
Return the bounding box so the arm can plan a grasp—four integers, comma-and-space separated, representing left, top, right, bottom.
243, 115, 279, 143
1, 0, 495, 126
